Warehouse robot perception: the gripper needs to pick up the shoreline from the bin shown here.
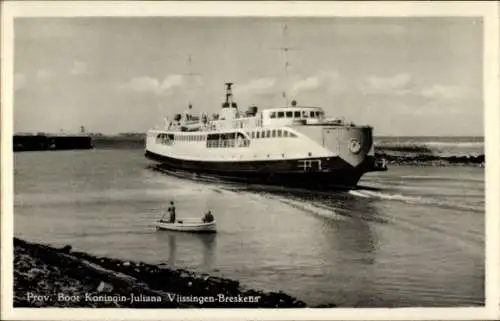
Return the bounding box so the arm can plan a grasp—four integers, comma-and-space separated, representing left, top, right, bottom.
13, 238, 312, 308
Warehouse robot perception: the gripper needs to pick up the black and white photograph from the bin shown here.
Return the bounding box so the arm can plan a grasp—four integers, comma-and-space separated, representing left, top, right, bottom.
2, 1, 499, 320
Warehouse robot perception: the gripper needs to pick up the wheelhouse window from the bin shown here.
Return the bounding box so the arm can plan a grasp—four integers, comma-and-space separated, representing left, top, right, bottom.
270, 112, 276, 119
278, 112, 285, 118
310, 111, 315, 117
294, 111, 301, 118
286, 111, 293, 118
302, 111, 309, 118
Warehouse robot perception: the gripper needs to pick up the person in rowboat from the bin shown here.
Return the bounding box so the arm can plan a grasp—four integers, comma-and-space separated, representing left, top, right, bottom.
160, 201, 176, 223
202, 210, 214, 223
168, 201, 176, 223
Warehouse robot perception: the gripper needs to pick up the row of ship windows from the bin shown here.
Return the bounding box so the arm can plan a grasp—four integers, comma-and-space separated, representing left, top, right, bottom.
248, 129, 297, 139
270, 110, 323, 119
155, 129, 298, 144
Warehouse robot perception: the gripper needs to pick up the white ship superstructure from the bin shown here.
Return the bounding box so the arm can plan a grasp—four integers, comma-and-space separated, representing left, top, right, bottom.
145, 83, 386, 189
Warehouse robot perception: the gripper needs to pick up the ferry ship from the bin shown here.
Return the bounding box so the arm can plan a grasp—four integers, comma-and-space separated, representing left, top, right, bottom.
145, 83, 387, 190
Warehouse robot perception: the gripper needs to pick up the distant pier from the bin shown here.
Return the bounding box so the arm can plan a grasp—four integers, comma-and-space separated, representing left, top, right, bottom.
13, 133, 93, 152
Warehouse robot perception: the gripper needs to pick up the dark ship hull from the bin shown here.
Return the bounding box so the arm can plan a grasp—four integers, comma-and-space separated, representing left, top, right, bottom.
145, 150, 385, 190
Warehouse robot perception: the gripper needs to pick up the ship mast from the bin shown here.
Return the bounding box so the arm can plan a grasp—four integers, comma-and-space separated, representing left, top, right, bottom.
276, 24, 298, 107
282, 24, 290, 107
184, 54, 200, 109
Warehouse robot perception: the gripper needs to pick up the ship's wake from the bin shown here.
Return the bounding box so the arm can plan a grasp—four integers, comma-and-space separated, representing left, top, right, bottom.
146, 164, 483, 215
262, 195, 348, 222
347, 189, 483, 213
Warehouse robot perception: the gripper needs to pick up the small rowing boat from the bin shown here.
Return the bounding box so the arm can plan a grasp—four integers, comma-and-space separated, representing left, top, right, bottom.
156, 218, 217, 233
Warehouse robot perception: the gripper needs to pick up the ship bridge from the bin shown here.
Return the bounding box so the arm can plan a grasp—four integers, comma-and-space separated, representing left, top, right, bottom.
261, 105, 342, 127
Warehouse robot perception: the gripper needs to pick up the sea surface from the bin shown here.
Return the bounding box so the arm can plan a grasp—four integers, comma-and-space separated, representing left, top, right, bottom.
13, 137, 485, 307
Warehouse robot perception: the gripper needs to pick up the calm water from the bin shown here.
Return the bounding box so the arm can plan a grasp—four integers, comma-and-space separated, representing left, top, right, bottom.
14, 147, 484, 307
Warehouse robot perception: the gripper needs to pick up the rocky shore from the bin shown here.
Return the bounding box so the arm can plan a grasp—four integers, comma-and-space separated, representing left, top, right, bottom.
13, 238, 308, 308
375, 144, 485, 168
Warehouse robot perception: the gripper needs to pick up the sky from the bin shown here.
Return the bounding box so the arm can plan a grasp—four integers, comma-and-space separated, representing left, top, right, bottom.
13, 17, 483, 136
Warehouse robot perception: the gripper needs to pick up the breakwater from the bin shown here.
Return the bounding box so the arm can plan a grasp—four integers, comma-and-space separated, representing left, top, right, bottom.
375, 143, 485, 167
375, 151, 485, 167
13, 238, 308, 308
13, 134, 93, 152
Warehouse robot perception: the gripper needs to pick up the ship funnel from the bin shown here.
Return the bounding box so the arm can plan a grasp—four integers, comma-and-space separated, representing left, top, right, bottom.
220, 83, 238, 120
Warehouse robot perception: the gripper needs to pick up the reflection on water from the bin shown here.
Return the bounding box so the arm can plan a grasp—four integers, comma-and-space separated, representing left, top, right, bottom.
167, 234, 176, 266
155, 231, 217, 269
199, 233, 217, 268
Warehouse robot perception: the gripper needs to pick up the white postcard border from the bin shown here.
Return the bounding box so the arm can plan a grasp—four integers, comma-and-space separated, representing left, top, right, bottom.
1, 1, 499, 320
